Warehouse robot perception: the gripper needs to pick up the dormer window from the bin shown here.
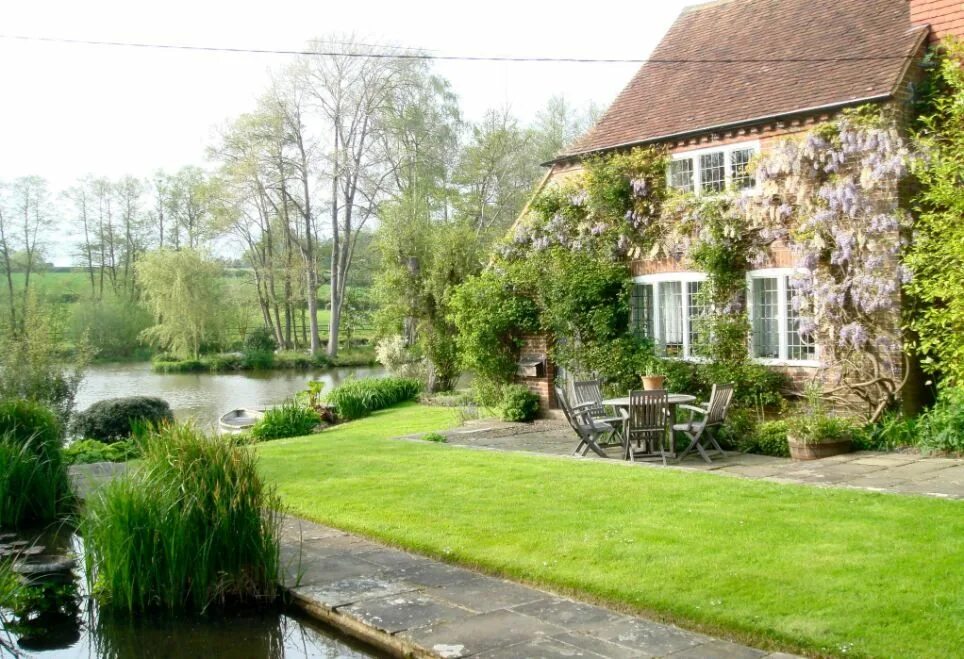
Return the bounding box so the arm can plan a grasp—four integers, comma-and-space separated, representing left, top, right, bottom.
669, 142, 760, 195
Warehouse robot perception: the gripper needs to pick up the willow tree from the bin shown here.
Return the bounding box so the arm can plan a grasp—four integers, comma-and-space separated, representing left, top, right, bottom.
136, 249, 224, 359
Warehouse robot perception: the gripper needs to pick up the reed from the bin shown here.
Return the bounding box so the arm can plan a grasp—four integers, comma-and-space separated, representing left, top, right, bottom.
325, 376, 423, 421
0, 399, 72, 528
83, 423, 283, 613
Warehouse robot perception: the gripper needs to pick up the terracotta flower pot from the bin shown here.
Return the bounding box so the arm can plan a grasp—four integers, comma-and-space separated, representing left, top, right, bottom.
641, 375, 666, 391
787, 435, 853, 461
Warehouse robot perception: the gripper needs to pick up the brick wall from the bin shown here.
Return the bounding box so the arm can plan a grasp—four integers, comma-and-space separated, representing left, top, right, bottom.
909, 0, 964, 41
516, 333, 557, 410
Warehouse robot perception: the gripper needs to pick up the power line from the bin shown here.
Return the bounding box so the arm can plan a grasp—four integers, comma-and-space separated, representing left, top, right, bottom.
0, 33, 915, 64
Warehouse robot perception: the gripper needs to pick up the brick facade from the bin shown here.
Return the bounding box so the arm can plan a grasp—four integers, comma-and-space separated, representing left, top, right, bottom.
909, 0, 964, 40
515, 334, 557, 410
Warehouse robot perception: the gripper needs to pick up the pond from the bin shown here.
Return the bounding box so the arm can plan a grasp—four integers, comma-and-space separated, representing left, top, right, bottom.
76, 363, 387, 430
1, 526, 385, 658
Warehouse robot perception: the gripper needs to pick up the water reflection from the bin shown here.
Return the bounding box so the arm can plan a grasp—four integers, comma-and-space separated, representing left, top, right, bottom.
76, 363, 386, 431
1, 526, 381, 658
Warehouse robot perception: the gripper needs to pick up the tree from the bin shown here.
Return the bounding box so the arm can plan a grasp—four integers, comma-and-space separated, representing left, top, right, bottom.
136, 249, 224, 359
530, 95, 598, 165
0, 176, 54, 330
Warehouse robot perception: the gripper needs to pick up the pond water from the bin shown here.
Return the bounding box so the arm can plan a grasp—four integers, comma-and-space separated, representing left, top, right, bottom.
76, 363, 386, 430
1, 527, 384, 659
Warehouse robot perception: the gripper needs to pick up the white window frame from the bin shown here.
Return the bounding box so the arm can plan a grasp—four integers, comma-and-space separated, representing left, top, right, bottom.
633, 272, 708, 361
668, 141, 761, 195
746, 268, 820, 367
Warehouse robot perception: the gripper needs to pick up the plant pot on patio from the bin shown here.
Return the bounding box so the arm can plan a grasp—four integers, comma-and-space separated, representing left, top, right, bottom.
787, 435, 853, 461
786, 410, 858, 461
641, 375, 666, 391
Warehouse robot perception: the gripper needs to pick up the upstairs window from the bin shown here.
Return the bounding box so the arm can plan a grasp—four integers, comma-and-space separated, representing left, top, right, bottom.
669, 142, 759, 195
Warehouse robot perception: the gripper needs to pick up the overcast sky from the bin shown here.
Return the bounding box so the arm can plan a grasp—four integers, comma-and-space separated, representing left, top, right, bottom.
0, 0, 692, 265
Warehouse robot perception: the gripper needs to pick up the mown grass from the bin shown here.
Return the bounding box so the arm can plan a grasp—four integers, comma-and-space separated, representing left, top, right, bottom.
257, 403, 964, 658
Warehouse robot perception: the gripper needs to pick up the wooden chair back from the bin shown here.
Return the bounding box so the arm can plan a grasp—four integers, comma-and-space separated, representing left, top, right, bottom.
706, 384, 734, 426
572, 380, 605, 412
628, 389, 669, 434
555, 386, 584, 434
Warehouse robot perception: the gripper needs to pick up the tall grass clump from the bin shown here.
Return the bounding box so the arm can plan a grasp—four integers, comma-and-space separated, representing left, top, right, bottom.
83, 423, 283, 613
325, 376, 422, 421
0, 399, 72, 527
250, 401, 320, 441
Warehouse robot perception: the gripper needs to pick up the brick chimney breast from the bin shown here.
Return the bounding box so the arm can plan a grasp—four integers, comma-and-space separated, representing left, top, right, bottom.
909, 0, 964, 41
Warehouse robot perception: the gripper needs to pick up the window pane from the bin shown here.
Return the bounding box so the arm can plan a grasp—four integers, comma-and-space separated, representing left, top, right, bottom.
660, 282, 684, 356
687, 281, 708, 356
669, 159, 694, 193
700, 152, 726, 193
786, 277, 816, 360
631, 284, 654, 340
752, 278, 780, 359
730, 148, 756, 190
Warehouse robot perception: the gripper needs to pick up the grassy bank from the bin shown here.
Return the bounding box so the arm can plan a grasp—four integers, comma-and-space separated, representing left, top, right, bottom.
152, 346, 377, 373
256, 404, 964, 658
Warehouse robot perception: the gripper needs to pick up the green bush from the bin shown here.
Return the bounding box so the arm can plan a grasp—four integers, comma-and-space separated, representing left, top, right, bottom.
421, 432, 447, 443
918, 386, 964, 454
242, 327, 277, 369
326, 377, 423, 421
738, 420, 790, 457
64, 438, 140, 465
787, 414, 858, 444
499, 384, 540, 422
715, 408, 757, 451
857, 410, 920, 452
0, 399, 72, 527
250, 401, 321, 441
152, 359, 205, 373
71, 397, 173, 444
82, 423, 282, 613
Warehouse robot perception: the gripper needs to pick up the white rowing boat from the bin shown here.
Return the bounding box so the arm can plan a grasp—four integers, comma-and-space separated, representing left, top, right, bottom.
218, 408, 264, 434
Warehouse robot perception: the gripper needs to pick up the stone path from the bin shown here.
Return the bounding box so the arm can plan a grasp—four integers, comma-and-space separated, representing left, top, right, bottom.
402, 420, 964, 500
281, 517, 799, 659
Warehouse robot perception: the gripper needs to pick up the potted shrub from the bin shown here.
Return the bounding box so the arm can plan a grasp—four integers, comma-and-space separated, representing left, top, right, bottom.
641, 373, 666, 390
785, 391, 858, 460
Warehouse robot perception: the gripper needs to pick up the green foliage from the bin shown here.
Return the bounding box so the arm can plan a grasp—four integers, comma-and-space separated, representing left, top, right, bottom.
0, 399, 71, 527
787, 414, 858, 445
740, 420, 791, 458
421, 432, 447, 443
82, 423, 282, 613
242, 327, 277, 369
448, 271, 538, 403
908, 40, 964, 384
325, 376, 423, 421
137, 249, 225, 360
714, 408, 757, 452
69, 297, 153, 361
0, 296, 91, 427
64, 438, 140, 465
857, 410, 921, 452
697, 361, 788, 409
917, 385, 964, 454
71, 396, 173, 444
498, 384, 540, 422
250, 401, 321, 441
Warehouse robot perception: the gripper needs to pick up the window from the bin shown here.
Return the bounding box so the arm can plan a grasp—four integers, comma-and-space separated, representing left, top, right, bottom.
730, 147, 756, 190
747, 270, 818, 365
669, 142, 760, 196
630, 283, 654, 339
700, 152, 726, 194
669, 159, 695, 193
631, 273, 707, 360
687, 281, 708, 354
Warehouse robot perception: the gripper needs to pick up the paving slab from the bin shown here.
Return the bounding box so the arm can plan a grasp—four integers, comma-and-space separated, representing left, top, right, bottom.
342, 592, 476, 634
510, 598, 621, 632
293, 575, 418, 608
669, 639, 769, 658
472, 635, 607, 658
402, 609, 566, 657
584, 617, 709, 656
425, 575, 547, 613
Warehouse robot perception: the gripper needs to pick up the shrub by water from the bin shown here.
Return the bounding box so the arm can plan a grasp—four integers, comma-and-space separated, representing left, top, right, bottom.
325, 377, 422, 421
71, 396, 173, 443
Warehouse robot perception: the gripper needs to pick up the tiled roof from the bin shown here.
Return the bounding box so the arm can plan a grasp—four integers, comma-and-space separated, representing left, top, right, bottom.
561, 0, 927, 160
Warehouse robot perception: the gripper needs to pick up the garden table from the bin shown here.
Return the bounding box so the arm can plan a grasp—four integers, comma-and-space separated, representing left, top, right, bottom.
601, 394, 697, 459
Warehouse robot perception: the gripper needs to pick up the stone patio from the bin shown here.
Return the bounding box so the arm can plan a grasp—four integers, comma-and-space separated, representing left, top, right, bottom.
399, 419, 964, 500
281, 516, 800, 659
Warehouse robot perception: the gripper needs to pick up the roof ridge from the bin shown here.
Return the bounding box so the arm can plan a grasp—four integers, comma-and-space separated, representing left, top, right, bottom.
681, 0, 746, 14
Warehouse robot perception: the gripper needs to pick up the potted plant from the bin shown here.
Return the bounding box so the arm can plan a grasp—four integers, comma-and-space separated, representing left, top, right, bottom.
785, 388, 857, 460
641, 373, 667, 390
639, 356, 666, 390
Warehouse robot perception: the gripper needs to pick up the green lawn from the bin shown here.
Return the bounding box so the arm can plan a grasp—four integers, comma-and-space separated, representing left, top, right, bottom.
257, 404, 964, 658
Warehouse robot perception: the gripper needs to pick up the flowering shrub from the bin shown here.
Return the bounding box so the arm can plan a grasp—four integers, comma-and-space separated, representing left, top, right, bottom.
752, 108, 915, 421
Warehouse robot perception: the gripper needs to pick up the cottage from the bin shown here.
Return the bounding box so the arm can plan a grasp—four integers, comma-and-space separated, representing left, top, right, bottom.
515, 0, 964, 409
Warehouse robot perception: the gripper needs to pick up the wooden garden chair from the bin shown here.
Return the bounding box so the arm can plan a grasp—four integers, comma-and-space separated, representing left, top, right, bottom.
674, 383, 734, 463
624, 389, 672, 464
572, 380, 624, 441
555, 385, 614, 458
